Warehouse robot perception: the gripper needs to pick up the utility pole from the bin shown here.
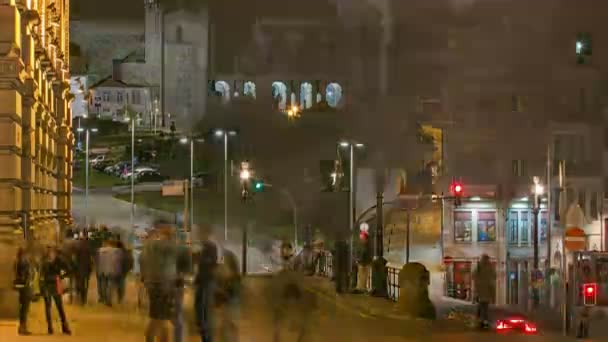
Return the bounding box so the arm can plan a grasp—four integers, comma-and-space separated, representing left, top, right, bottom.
348, 143, 355, 274
406, 210, 411, 264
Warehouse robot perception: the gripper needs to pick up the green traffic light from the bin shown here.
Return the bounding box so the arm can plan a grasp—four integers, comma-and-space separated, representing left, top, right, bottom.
254, 181, 263, 190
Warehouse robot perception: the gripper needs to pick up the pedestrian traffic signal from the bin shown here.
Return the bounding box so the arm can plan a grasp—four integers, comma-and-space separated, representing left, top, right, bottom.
583, 283, 597, 306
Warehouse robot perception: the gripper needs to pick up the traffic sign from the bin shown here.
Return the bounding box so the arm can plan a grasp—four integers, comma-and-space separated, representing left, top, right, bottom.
359, 222, 369, 233
565, 227, 586, 251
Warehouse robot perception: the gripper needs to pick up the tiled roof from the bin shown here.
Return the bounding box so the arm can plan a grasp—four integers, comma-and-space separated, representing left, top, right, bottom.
89, 76, 146, 89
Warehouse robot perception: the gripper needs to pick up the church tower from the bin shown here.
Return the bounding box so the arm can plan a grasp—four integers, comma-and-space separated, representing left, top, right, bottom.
144, 0, 162, 66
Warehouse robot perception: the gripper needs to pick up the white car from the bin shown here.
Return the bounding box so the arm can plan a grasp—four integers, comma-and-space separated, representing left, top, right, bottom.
121, 166, 157, 180
90, 155, 105, 166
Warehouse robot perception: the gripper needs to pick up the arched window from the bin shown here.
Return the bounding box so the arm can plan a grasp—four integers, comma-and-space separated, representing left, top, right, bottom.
176, 25, 183, 43
300, 82, 313, 109
272, 81, 287, 111
214, 81, 231, 103
326, 83, 343, 108
244, 81, 256, 99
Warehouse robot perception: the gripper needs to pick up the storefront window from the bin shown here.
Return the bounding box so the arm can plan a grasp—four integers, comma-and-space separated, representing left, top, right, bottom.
508, 211, 518, 244
477, 211, 496, 242
454, 211, 472, 242
520, 211, 529, 244
540, 211, 547, 242
446, 261, 472, 301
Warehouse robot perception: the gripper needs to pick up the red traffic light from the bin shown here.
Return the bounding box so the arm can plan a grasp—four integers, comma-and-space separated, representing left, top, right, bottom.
359, 231, 369, 241
450, 182, 464, 196
583, 283, 597, 306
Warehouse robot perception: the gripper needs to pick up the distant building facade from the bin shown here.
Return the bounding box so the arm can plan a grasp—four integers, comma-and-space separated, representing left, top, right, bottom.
88, 76, 156, 128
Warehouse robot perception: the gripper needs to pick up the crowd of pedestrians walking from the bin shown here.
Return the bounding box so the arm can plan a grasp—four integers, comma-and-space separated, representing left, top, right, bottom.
14, 219, 243, 341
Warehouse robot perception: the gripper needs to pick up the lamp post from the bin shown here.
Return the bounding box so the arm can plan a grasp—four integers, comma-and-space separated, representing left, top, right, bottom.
124, 113, 138, 232
77, 127, 98, 228
532, 176, 544, 309
338, 140, 364, 275
180, 135, 204, 231
215, 129, 237, 241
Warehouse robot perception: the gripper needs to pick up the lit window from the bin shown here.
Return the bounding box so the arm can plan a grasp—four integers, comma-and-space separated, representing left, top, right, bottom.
454, 211, 472, 242
477, 212, 496, 242
520, 211, 529, 244
508, 211, 518, 244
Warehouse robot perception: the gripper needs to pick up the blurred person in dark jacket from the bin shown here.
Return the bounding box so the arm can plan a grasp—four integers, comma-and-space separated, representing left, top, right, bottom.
13, 247, 33, 335
40, 247, 71, 335
216, 248, 241, 342
116, 240, 134, 304
140, 220, 179, 342
75, 235, 93, 305
194, 226, 218, 342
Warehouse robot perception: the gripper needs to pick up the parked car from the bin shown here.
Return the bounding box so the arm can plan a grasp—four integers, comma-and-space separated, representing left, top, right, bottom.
94, 159, 114, 171
121, 166, 158, 180
135, 171, 167, 183
90, 155, 105, 166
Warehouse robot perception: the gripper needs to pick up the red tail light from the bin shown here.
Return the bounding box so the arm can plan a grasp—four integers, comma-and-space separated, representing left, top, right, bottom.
524, 323, 537, 333
496, 321, 510, 330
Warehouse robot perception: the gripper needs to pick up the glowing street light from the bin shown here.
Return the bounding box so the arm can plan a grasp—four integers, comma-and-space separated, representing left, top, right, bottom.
240, 169, 251, 180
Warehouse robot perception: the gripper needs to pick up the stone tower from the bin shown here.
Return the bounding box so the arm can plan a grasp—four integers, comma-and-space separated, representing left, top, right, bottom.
144, 0, 162, 66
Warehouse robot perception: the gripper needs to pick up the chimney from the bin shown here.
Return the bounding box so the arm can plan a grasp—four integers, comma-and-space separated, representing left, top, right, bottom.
112, 59, 122, 81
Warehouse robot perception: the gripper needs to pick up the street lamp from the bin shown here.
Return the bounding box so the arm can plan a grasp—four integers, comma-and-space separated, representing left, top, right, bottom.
124, 114, 139, 232
214, 129, 238, 241
180, 135, 204, 232
532, 176, 544, 309
338, 140, 365, 275
77, 126, 98, 228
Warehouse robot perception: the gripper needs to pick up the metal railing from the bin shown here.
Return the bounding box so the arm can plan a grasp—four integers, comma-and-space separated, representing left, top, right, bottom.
316, 251, 402, 302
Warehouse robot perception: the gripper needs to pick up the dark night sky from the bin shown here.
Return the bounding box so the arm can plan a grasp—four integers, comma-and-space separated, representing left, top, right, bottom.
72, 0, 144, 20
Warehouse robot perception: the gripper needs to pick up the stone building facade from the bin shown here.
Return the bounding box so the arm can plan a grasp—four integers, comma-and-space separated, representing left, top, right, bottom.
0, 0, 73, 316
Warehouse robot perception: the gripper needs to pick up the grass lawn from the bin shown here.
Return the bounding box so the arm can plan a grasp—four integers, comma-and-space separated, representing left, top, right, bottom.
113, 190, 295, 241
73, 168, 123, 188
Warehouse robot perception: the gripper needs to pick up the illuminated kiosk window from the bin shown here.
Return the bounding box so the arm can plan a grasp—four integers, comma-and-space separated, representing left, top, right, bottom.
326, 83, 343, 108
300, 82, 313, 109
214, 81, 231, 103
244, 81, 256, 99
272, 81, 287, 111
454, 211, 472, 242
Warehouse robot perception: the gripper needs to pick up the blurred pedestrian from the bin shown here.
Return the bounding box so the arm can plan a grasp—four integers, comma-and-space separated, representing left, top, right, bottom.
40, 247, 71, 335
216, 249, 241, 342
97, 240, 121, 306
75, 234, 93, 305
194, 227, 218, 342
473, 254, 496, 329
116, 241, 134, 304
174, 231, 192, 342
140, 220, 179, 342
13, 247, 33, 335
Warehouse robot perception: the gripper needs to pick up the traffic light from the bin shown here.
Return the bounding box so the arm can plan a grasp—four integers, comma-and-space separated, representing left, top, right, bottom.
359, 231, 369, 242
253, 180, 264, 192
450, 181, 464, 206
583, 283, 597, 306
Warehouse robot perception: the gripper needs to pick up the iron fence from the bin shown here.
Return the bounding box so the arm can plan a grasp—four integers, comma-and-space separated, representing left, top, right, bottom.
316, 251, 402, 302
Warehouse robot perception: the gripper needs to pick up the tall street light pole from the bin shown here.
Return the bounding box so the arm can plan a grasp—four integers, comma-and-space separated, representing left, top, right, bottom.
339, 140, 364, 275
215, 129, 237, 241
180, 136, 204, 231
78, 127, 98, 228
124, 114, 137, 232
